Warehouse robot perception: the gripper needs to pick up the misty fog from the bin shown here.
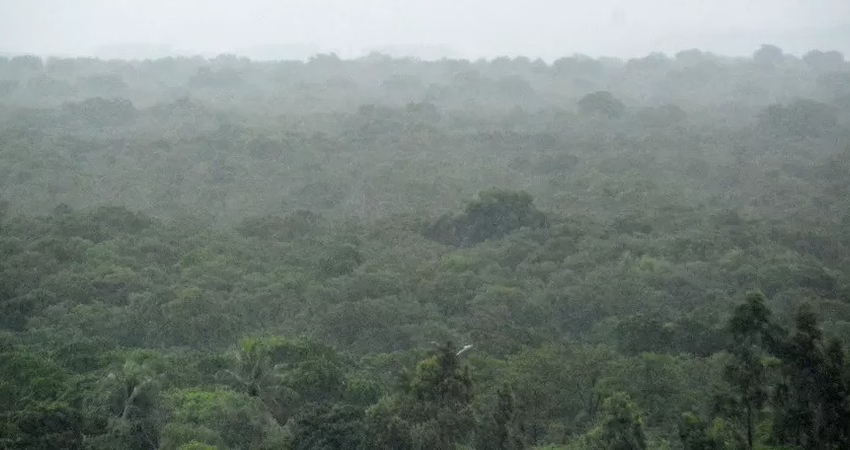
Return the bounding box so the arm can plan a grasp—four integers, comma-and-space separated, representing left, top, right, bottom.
2, 0, 850, 59
2, 1, 850, 450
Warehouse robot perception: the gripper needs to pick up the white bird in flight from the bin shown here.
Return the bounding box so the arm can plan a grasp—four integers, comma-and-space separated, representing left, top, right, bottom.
456, 344, 473, 356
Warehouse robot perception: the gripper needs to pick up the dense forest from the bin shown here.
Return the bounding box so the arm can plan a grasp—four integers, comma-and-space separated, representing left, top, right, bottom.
1, 44, 850, 449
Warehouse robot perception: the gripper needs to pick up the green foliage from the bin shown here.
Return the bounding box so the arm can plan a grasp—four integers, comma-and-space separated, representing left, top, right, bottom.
220, 336, 349, 424
162, 388, 278, 450
1, 48, 850, 450
178, 442, 220, 450
318, 241, 364, 277
507, 343, 617, 441
573, 392, 647, 450
757, 100, 839, 138
770, 303, 850, 449
236, 210, 326, 241
1, 402, 86, 450
61, 97, 139, 126
425, 189, 547, 247
363, 342, 478, 450
711, 294, 850, 450
722, 292, 775, 450
478, 385, 524, 450
289, 403, 369, 450
578, 91, 626, 118
613, 314, 675, 355
753, 45, 785, 67
680, 413, 745, 450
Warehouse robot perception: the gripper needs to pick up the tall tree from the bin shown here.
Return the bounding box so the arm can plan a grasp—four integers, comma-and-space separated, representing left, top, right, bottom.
820, 339, 850, 448
583, 392, 647, 450
408, 341, 475, 450
478, 384, 523, 450
723, 292, 773, 450
772, 303, 850, 449
678, 412, 745, 450
679, 412, 721, 450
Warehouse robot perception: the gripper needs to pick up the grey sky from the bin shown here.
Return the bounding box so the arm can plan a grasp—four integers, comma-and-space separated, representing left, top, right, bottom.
1, 0, 849, 59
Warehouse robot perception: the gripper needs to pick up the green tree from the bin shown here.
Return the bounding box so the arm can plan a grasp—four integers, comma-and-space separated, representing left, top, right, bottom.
2, 402, 85, 450
722, 292, 774, 450
408, 342, 475, 450
802, 50, 845, 72
613, 314, 674, 355
161, 388, 280, 450
757, 99, 839, 138
0, 347, 93, 449
365, 396, 415, 450
772, 302, 850, 449
425, 189, 546, 247
290, 403, 368, 450
0, 196, 8, 224
478, 385, 524, 450
93, 352, 168, 450
752, 44, 784, 67
222, 336, 348, 424
577, 91, 626, 119
820, 339, 850, 449
679, 412, 746, 450
223, 337, 277, 402
318, 241, 363, 277
177, 442, 218, 450
581, 392, 647, 450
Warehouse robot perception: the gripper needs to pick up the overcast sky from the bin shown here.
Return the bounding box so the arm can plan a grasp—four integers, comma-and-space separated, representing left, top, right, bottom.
1, 0, 849, 60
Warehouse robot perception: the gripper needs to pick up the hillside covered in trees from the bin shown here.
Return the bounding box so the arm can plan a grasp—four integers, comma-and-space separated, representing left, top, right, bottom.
1, 45, 850, 449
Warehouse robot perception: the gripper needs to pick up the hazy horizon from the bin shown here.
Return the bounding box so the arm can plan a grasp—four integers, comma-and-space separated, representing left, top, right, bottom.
1, 0, 850, 60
